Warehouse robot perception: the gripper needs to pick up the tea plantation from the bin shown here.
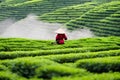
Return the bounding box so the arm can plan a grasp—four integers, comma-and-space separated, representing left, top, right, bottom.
0, 0, 91, 21
38, 1, 120, 36
0, 0, 120, 80
39, 2, 98, 23
66, 1, 120, 36
0, 0, 120, 36
0, 36, 120, 80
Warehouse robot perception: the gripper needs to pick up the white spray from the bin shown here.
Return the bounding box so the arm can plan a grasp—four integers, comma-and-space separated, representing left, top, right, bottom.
0, 14, 94, 40
0, 19, 15, 34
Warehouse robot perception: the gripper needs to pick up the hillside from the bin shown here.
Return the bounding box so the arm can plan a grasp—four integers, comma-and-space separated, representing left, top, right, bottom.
38, 1, 120, 37
0, 36, 120, 80
39, 2, 98, 23
66, 1, 120, 36
0, 0, 91, 21
0, 0, 120, 80
0, 0, 120, 37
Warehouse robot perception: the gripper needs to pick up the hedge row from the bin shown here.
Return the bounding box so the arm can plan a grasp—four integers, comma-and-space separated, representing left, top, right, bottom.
36, 65, 89, 79
0, 65, 8, 71
66, 1, 120, 36
76, 56, 120, 73
1, 58, 58, 78
0, 46, 120, 59
39, 2, 97, 23
36, 49, 120, 63
0, 37, 119, 51
0, 71, 26, 80
1, 58, 89, 79
53, 72, 120, 80
0, 0, 92, 21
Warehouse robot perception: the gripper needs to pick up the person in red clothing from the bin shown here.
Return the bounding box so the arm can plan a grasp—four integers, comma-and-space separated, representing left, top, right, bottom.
55, 28, 67, 44
56, 33, 67, 44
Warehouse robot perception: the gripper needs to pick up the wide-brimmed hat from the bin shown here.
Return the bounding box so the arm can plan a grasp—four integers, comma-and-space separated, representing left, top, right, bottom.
55, 28, 66, 34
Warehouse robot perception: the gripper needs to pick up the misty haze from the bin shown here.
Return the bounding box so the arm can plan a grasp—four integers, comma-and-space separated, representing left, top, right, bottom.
0, 14, 94, 40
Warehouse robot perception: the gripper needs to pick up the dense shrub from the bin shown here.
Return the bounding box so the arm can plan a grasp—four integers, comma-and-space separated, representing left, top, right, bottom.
36, 65, 88, 79
0, 46, 119, 59
76, 56, 120, 73
66, 1, 120, 36
2, 58, 56, 78
0, 37, 120, 79
1, 58, 89, 79
38, 49, 120, 63
0, 71, 26, 80
0, 0, 92, 21
0, 65, 8, 71
52, 72, 120, 80
39, 2, 97, 23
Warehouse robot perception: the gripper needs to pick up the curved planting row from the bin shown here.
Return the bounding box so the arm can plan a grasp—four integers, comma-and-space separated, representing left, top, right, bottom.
1, 58, 89, 79
0, 71, 26, 80
66, 1, 120, 36
39, 2, 97, 23
53, 72, 120, 80
0, 46, 120, 59
0, 37, 119, 60
76, 56, 120, 72
0, 37, 120, 80
36, 49, 120, 63
0, 0, 92, 21
92, 10, 120, 36
0, 0, 36, 5
0, 36, 119, 51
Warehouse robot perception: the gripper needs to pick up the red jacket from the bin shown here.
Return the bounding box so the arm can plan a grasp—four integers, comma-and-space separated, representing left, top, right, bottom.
56, 34, 67, 44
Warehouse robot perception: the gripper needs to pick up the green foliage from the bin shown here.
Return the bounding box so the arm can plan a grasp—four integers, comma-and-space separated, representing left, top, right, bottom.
36, 65, 88, 79
92, 0, 120, 3
0, 65, 8, 71
39, 49, 120, 63
52, 72, 120, 80
0, 71, 26, 80
2, 58, 56, 78
0, 0, 92, 21
3, 0, 36, 5
76, 56, 120, 73
39, 2, 97, 23
0, 0, 120, 79
0, 37, 120, 79
28, 78, 43, 80
0, 37, 119, 59
1, 58, 89, 79
0, 0, 120, 36
0, 46, 119, 59
66, 1, 120, 36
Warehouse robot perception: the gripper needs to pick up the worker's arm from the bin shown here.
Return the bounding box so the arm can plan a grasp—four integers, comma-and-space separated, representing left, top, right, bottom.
64, 34, 67, 40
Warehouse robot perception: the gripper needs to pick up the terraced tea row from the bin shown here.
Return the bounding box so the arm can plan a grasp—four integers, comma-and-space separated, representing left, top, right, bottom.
1, 50, 120, 79
1, 46, 120, 59
0, 36, 119, 51
0, 0, 120, 37
66, 1, 120, 36
39, 2, 97, 23
0, 37, 120, 80
0, 58, 89, 79
0, 0, 91, 21
36, 49, 120, 63
0, 37, 119, 60
76, 56, 120, 72
53, 72, 120, 80
91, 10, 120, 36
